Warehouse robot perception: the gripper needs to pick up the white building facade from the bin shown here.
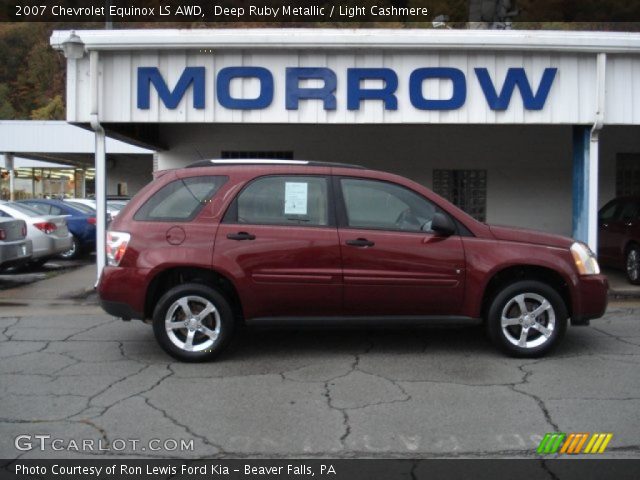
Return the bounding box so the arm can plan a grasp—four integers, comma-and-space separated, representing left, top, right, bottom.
51, 28, 640, 273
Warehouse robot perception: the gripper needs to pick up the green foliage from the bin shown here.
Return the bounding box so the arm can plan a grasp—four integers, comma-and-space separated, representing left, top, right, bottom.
0, 24, 66, 120
30, 95, 65, 120
0, 84, 16, 119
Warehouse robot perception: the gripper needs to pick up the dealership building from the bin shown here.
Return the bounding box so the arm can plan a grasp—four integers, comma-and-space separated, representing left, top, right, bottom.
49, 28, 640, 272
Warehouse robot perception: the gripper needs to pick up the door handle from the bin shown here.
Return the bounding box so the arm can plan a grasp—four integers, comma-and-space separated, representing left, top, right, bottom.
346, 238, 375, 247
227, 231, 256, 241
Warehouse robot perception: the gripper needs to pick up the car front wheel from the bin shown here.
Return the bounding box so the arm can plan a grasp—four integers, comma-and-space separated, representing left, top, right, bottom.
487, 280, 568, 358
152, 283, 235, 362
626, 244, 640, 285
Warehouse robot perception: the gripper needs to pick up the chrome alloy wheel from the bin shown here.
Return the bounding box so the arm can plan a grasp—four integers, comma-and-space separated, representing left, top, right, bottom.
627, 248, 640, 283
500, 293, 556, 349
165, 295, 221, 352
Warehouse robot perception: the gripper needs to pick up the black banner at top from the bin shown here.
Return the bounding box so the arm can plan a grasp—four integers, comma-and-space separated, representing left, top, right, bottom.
2, 0, 640, 23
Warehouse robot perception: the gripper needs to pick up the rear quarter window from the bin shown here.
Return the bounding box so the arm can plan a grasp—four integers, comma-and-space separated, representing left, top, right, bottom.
134, 176, 227, 222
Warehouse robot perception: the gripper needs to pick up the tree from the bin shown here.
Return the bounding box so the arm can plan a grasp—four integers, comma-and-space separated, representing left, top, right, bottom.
0, 83, 16, 119
30, 95, 65, 120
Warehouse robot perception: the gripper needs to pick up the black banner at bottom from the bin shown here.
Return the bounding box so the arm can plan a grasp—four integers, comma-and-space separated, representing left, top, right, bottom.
1, 459, 640, 480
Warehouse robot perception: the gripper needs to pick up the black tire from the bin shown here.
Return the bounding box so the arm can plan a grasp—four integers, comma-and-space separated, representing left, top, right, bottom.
59, 235, 80, 259
152, 283, 235, 362
29, 258, 49, 269
625, 244, 640, 285
486, 280, 568, 358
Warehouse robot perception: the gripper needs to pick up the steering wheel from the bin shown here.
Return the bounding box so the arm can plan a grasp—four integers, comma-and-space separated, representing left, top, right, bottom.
394, 208, 421, 230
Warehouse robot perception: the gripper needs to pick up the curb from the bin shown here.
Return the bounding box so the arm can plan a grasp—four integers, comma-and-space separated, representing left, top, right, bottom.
609, 291, 640, 300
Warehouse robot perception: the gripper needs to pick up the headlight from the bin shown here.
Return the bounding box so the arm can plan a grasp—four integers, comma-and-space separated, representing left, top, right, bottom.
570, 242, 600, 275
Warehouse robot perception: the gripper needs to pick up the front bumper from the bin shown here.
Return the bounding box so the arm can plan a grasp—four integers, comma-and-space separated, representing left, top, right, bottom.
571, 274, 609, 325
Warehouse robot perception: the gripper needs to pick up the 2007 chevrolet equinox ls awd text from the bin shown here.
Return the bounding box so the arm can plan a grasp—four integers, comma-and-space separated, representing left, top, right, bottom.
98, 160, 608, 362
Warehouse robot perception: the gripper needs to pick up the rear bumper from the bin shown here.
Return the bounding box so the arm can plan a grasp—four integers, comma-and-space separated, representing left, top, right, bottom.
0, 240, 32, 269
97, 265, 148, 320
100, 299, 141, 321
32, 235, 73, 259
571, 274, 609, 325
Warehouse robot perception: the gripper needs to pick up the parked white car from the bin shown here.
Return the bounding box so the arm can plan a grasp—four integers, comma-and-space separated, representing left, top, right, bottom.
0, 202, 73, 267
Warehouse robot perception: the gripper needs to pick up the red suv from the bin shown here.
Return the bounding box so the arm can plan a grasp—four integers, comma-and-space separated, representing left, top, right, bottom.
98, 160, 608, 361
598, 196, 640, 285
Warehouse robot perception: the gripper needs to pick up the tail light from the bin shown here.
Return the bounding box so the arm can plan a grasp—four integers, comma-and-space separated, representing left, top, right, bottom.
87, 217, 97, 225
106, 231, 131, 266
22, 224, 26, 237
34, 222, 57, 234
0, 229, 5, 241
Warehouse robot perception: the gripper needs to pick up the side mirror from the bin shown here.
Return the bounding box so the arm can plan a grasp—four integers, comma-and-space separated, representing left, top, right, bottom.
431, 212, 456, 236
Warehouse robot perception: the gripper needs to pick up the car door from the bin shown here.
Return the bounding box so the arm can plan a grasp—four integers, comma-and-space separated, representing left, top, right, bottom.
214, 175, 342, 320
599, 199, 637, 267
336, 177, 466, 316
598, 199, 622, 263
615, 200, 640, 262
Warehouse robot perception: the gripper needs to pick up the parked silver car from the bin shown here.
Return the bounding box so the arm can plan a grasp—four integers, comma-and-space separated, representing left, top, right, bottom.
0, 202, 73, 267
0, 217, 32, 271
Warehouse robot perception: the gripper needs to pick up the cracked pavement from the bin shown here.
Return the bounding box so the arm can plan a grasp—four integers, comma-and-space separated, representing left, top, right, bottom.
0, 304, 639, 459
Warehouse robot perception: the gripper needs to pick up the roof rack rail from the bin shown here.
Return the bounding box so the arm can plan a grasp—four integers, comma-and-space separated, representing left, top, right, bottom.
185, 159, 366, 169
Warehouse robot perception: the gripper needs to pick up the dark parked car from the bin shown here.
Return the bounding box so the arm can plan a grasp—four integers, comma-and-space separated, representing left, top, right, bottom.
17, 199, 97, 259
598, 196, 640, 284
98, 160, 608, 362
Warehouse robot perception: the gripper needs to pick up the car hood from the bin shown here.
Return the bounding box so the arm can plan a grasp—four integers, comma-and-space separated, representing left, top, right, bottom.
488, 225, 573, 249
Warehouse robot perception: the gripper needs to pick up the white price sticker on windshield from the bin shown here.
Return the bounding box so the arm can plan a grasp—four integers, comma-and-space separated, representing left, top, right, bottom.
284, 182, 308, 215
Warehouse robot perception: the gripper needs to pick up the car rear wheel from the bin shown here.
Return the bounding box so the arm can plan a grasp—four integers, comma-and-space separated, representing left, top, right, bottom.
59, 235, 80, 259
486, 280, 567, 358
626, 245, 640, 285
152, 283, 235, 362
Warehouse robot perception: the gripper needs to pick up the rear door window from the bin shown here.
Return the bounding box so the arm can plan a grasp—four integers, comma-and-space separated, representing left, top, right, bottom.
24, 202, 51, 215
134, 176, 227, 222
227, 176, 330, 227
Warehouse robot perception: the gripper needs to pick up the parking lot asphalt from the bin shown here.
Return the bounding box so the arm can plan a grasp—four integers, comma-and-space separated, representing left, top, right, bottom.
1, 299, 639, 460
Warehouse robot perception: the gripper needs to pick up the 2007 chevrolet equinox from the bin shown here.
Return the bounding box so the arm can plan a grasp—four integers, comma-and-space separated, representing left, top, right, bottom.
98, 160, 608, 362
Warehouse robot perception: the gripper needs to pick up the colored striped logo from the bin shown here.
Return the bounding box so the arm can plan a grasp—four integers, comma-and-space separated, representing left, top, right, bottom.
537, 433, 613, 454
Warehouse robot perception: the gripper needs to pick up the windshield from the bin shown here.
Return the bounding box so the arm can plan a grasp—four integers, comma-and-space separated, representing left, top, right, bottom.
67, 202, 96, 214
107, 202, 126, 211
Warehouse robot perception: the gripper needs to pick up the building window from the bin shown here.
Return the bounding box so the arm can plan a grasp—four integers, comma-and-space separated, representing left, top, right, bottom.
616, 154, 640, 196
221, 151, 293, 160
433, 169, 487, 222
